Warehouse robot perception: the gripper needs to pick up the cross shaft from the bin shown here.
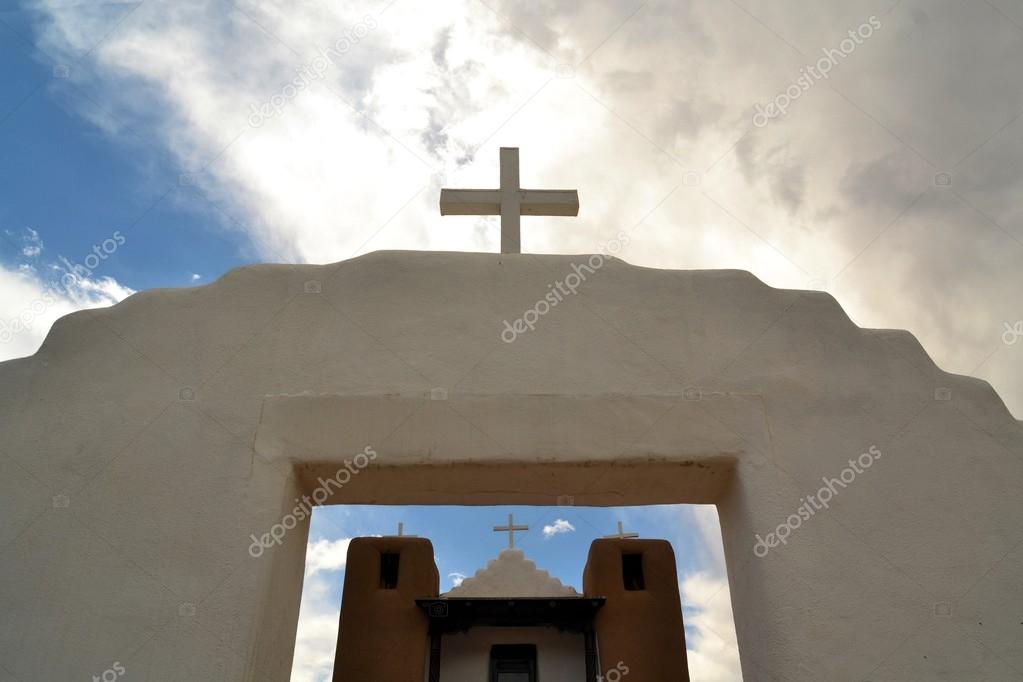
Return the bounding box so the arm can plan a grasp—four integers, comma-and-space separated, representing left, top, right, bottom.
493, 513, 529, 549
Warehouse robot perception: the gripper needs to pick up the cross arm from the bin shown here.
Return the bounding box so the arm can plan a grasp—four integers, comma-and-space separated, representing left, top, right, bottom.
520, 189, 579, 216
439, 189, 502, 215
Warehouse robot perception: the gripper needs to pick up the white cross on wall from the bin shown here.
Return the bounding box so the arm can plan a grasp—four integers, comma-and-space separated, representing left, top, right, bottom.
439, 147, 579, 254
493, 513, 529, 549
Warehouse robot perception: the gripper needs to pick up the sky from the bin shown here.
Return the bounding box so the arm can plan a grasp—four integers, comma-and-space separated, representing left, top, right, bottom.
1, 0, 1022, 680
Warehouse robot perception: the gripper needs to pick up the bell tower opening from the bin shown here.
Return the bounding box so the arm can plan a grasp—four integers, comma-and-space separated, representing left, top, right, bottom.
379, 552, 400, 589
621, 554, 645, 591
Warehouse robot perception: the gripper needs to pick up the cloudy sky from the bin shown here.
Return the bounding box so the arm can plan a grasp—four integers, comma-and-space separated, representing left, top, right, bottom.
2, 0, 1022, 679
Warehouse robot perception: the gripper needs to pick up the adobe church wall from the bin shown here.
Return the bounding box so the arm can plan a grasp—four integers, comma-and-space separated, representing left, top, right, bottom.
583, 539, 689, 681
1, 251, 1020, 680
332, 537, 438, 682
438, 626, 586, 681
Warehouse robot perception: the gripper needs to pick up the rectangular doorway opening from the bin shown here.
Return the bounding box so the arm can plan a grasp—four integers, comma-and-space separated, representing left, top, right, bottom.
490, 644, 537, 682
289, 503, 743, 682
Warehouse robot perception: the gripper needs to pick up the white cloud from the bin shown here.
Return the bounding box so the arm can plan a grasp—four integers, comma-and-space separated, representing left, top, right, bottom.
448, 571, 466, 587
0, 262, 134, 362
303, 537, 351, 578
690, 505, 727, 574
542, 518, 575, 538
18, 228, 44, 258
290, 537, 352, 682
682, 571, 742, 682
290, 573, 341, 682
190, 273, 201, 281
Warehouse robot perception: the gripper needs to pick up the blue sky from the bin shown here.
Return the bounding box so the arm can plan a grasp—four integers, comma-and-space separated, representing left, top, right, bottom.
3, 1, 1022, 680
309, 504, 720, 593
1, 4, 251, 292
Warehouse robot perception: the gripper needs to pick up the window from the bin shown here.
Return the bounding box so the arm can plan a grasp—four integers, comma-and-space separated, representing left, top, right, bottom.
490, 644, 537, 682
622, 553, 645, 590
379, 552, 400, 589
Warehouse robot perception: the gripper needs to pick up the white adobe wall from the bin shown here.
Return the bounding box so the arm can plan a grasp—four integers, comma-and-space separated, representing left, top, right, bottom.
445, 548, 578, 598
438, 626, 586, 682
1, 251, 1021, 680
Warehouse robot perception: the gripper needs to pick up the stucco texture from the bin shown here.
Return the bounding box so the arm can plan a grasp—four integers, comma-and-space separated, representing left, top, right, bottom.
1, 251, 1021, 680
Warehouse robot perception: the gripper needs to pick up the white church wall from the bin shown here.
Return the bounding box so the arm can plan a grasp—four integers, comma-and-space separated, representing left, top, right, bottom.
438, 626, 585, 682
2, 252, 1021, 680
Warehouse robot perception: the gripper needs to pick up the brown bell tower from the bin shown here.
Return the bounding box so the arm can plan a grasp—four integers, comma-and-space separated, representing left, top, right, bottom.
331, 536, 439, 681
583, 538, 691, 681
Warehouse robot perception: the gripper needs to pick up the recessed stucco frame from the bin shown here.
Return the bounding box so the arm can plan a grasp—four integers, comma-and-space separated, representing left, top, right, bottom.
255, 391, 761, 679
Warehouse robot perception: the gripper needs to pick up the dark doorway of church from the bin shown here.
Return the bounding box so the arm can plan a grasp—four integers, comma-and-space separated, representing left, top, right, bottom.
490, 644, 538, 681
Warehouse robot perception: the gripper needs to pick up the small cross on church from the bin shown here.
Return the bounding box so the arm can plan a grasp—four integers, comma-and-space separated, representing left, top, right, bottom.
604, 520, 639, 539
439, 147, 579, 254
493, 513, 529, 549
388, 521, 417, 537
